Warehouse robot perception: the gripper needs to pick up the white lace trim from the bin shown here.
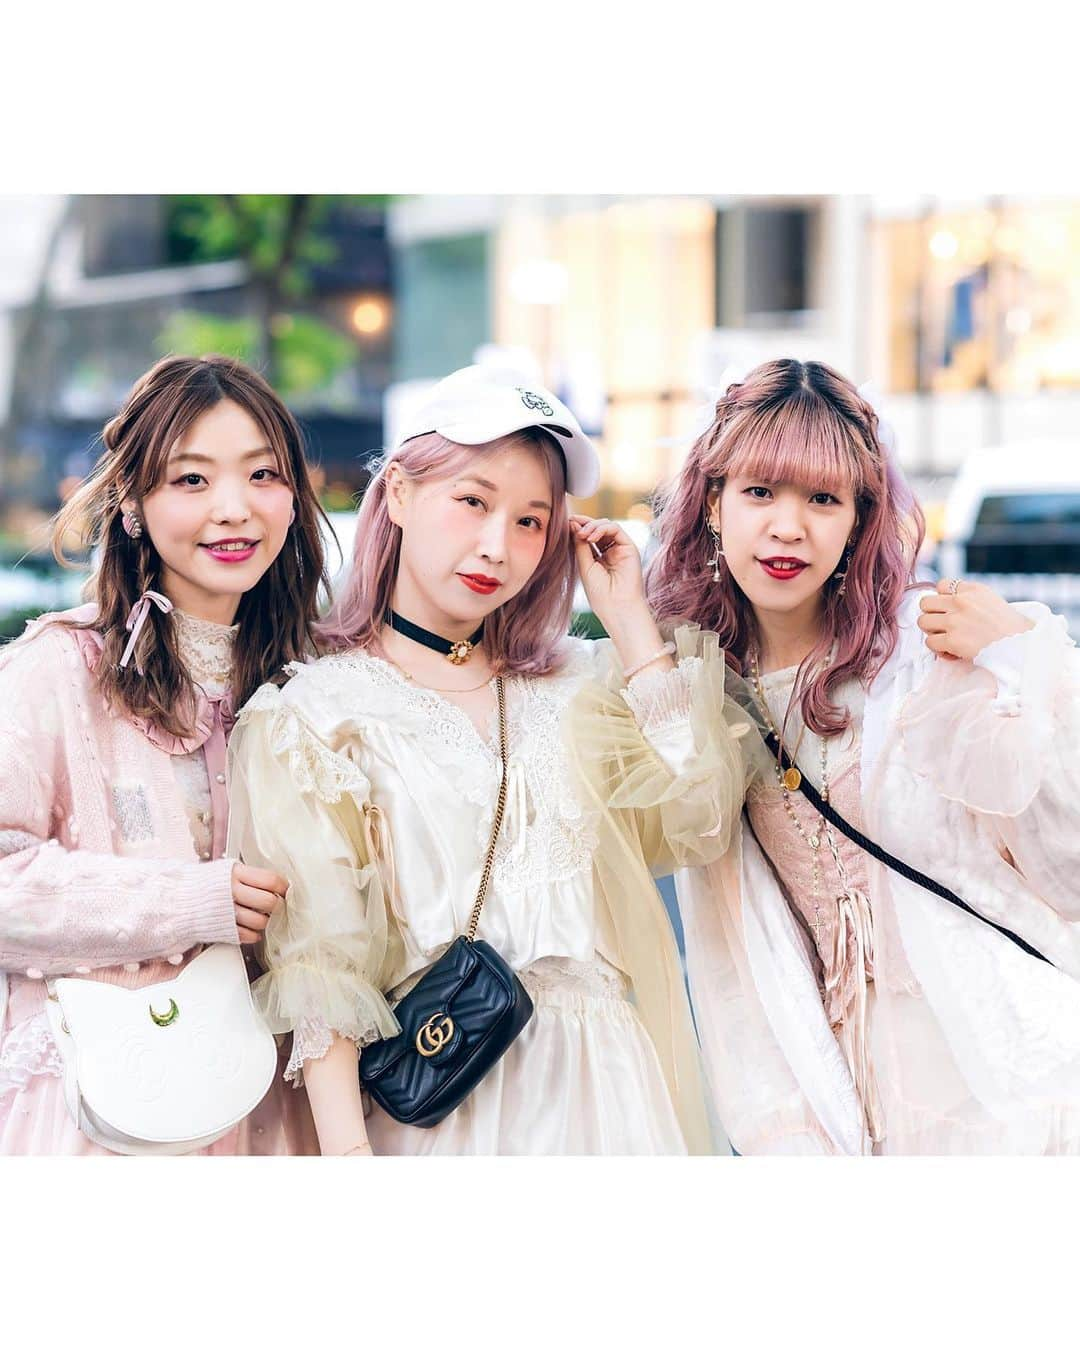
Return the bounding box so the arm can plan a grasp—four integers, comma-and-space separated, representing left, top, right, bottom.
520, 954, 628, 1002
174, 610, 237, 694
0, 1013, 63, 1099
621, 658, 700, 733
285, 1015, 335, 1085
304, 650, 601, 894
241, 685, 371, 805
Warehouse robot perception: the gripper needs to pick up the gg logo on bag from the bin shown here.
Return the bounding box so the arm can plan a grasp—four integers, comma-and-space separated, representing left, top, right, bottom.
415, 1012, 455, 1058
516, 388, 554, 416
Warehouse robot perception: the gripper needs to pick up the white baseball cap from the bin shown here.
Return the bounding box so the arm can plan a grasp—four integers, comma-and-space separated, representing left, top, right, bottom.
397, 365, 601, 497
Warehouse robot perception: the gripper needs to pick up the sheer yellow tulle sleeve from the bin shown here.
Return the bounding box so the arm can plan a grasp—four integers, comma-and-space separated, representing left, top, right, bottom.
226, 684, 400, 1072
565, 626, 770, 1155
569, 625, 767, 875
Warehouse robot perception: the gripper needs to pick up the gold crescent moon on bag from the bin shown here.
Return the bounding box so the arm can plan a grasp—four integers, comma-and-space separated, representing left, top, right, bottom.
149, 998, 180, 1027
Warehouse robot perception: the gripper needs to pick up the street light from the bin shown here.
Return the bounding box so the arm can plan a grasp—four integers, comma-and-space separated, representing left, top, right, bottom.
351, 295, 390, 337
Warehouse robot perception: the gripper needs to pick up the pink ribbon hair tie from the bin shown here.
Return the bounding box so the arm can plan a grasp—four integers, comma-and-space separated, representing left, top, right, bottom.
119, 590, 174, 673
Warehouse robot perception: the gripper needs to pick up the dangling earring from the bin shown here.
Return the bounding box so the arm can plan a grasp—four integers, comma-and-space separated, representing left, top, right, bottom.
833, 542, 853, 598
122, 509, 143, 540
706, 523, 725, 583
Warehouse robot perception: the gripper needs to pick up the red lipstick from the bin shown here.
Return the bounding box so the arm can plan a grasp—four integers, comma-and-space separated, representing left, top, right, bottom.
757, 556, 809, 581
458, 573, 501, 595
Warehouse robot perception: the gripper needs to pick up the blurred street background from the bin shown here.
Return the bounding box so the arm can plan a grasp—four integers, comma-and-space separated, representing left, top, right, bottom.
2, 192, 1079, 638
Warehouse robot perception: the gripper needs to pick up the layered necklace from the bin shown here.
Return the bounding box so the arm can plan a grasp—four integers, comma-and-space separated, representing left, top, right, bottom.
748, 648, 884, 1142
387, 609, 484, 666
749, 649, 834, 943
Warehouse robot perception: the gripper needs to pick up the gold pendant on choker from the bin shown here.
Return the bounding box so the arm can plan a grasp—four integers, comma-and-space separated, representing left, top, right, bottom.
446, 639, 474, 665
782, 766, 802, 792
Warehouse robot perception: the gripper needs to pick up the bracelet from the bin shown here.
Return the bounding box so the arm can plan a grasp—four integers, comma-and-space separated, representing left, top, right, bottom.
344, 1142, 374, 1156
623, 642, 676, 681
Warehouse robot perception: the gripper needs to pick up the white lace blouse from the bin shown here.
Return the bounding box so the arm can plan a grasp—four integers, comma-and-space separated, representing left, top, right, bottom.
225, 631, 750, 1126
172, 611, 237, 862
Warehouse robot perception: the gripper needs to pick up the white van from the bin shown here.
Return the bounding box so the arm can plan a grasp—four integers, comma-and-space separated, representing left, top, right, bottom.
936, 441, 1080, 634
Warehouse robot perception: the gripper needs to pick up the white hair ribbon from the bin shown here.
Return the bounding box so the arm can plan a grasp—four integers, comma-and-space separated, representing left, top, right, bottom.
856, 380, 899, 457
119, 590, 174, 673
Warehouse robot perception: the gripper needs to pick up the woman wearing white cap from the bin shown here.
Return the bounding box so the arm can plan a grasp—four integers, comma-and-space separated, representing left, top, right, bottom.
227, 365, 755, 1155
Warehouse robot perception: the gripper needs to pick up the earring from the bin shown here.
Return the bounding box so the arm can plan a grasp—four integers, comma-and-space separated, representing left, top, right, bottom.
706, 523, 725, 583
288, 506, 296, 526
122, 510, 143, 540
833, 543, 853, 598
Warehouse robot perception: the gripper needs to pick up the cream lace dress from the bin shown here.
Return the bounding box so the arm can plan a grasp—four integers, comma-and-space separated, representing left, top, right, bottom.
227, 632, 750, 1155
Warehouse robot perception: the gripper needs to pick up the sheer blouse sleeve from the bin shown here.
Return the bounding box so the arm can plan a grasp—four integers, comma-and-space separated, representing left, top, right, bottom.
899, 602, 1080, 918
569, 625, 767, 875
227, 682, 400, 1082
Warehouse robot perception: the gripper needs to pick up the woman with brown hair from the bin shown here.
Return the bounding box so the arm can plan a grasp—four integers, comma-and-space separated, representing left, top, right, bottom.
0, 353, 327, 1154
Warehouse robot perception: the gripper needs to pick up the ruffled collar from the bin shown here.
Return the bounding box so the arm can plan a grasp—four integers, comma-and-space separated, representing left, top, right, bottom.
58, 607, 237, 757
173, 609, 238, 697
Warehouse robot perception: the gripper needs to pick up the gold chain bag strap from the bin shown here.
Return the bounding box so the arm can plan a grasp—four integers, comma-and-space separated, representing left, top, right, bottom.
358, 676, 535, 1127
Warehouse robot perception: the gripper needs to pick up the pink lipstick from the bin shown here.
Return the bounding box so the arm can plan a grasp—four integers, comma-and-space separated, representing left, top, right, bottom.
200, 538, 258, 564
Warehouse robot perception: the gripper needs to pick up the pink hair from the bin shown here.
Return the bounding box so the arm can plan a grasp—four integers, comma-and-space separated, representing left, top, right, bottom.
317, 429, 575, 676
646, 358, 925, 735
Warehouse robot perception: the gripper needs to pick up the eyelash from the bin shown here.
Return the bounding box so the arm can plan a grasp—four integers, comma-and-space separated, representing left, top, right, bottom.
172, 468, 280, 488
459, 496, 544, 530
744, 486, 841, 506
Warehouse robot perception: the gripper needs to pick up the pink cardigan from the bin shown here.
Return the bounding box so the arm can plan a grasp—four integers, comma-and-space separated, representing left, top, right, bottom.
0, 607, 317, 1155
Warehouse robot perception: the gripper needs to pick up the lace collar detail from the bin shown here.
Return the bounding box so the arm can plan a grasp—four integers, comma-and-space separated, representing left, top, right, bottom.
174, 611, 238, 695
302, 645, 600, 887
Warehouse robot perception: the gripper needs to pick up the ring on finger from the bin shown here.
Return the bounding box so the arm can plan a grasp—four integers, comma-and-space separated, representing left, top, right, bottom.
947, 578, 961, 595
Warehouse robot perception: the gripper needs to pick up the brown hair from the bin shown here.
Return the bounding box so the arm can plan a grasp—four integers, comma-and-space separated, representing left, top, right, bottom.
52, 354, 330, 737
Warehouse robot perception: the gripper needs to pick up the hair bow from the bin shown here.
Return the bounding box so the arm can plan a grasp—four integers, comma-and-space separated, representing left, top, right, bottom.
119, 590, 174, 673
856, 380, 899, 457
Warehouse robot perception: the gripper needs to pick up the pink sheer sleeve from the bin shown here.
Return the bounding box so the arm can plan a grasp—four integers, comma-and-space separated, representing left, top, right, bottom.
899, 603, 1080, 918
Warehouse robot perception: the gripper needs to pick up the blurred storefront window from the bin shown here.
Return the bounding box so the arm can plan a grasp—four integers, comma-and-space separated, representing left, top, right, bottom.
878, 203, 1080, 395
394, 233, 489, 381
494, 198, 717, 511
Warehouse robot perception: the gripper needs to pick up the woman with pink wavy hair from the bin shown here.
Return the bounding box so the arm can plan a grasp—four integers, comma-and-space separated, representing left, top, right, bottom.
644, 357, 1080, 1155
226, 365, 752, 1155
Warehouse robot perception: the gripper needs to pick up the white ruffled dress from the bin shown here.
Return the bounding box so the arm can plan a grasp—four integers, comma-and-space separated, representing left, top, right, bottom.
227, 634, 747, 1155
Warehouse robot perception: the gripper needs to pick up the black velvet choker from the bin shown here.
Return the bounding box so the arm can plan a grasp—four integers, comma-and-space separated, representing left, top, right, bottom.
387, 610, 484, 665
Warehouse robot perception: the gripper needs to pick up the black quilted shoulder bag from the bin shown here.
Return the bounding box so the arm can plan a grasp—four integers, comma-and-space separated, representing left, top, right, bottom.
359, 676, 534, 1127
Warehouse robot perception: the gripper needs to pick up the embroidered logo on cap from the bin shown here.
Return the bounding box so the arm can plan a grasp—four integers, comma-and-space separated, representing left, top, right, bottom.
517, 388, 554, 416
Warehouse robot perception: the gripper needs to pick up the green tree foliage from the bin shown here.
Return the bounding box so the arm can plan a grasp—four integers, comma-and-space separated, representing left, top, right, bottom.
160, 195, 388, 397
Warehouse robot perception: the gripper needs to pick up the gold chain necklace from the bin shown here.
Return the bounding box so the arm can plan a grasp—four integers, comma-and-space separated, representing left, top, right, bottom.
749, 650, 810, 792
385, 654, 494, 694
749, 651, 828, 940
749, 652, 856, 948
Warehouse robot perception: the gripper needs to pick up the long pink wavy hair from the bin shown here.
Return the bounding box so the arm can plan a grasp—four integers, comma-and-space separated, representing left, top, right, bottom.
317, 428, 575, 676
646, 359, 924, 735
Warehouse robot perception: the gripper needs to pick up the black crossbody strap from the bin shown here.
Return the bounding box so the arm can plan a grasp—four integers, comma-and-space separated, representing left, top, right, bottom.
761, 731, 1052, 968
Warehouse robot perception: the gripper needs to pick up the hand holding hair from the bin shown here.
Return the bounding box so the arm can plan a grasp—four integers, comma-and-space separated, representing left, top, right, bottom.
570, 514, 674, 680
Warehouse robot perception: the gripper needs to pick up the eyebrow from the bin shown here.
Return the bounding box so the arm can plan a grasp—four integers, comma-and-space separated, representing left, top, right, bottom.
458, 475, 552, 512
170, 447, 275, 465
